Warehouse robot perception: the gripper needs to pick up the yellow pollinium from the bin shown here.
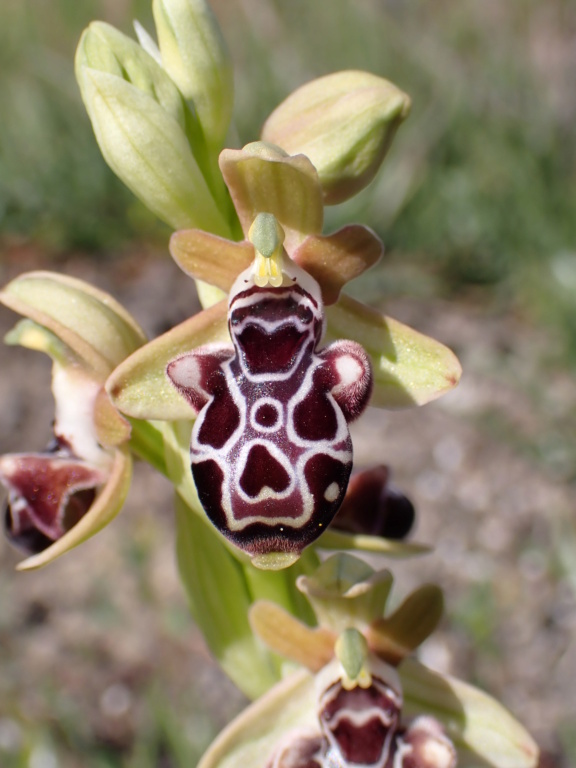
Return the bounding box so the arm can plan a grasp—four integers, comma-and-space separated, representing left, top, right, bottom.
248, 212, 286, 288
254, 251, 283, 287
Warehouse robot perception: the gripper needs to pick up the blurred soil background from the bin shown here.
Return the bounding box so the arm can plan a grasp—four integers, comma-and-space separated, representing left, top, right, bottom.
1, 0, 576, 765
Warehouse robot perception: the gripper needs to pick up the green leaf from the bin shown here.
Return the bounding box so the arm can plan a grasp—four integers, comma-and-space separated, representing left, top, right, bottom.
175, 495, 280, 700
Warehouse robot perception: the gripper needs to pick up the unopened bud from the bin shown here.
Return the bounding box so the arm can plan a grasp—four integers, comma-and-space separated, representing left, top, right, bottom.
262, 70, 411, 204
75, 22, 228, 233
153, 0, 234, 150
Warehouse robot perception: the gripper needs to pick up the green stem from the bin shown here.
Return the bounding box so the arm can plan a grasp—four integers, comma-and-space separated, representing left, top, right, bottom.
128, 418, 169, 475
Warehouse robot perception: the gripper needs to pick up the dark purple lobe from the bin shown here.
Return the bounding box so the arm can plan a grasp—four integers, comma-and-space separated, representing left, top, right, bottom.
254, 402, 280, 428
293, 369, 339, 441
332, 465, 415, 540
320, 681, 400, 766
240, 444, 290, 497
196, 377, 241, 449
304, 453, 351, 516
192, 459, 225, 519
237, 324, 310, 374
166, 347, 234, 414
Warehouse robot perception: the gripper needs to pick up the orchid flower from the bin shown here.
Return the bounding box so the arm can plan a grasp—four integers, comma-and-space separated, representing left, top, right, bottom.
0, 272, 145, 569
105, 142, 461, 568
73, 0, 460, 566
199, 554, 539, 768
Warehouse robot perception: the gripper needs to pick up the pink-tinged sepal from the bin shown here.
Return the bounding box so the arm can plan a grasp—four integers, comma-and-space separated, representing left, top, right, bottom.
166, 343, 234, 414
319, 340, 372, 423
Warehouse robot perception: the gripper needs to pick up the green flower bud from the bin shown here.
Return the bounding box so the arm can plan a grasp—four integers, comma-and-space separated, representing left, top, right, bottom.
76, 22, 186, 126
153, 0, 234, 151
76, 22, 229, 234
262, 70, 411, 205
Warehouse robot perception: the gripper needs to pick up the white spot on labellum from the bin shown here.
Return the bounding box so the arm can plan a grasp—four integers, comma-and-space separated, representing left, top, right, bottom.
324, 482, 339, 502
335, 355, 363, 388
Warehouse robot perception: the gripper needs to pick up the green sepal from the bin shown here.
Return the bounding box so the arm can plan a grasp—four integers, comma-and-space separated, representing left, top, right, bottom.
5, 318, 71, 366
296, 553, 394, 633
106, 300, 229, 421
0, 271, 146, 379
219, 142, 323, 251
401, 659, 539, 768
198, 669, 315, 768
326, 294, 462, 408
318, 527, 430, 557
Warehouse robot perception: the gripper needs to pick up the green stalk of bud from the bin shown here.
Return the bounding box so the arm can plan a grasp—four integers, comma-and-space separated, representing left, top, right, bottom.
262, 70, 411, 205
76, 22, 230, 235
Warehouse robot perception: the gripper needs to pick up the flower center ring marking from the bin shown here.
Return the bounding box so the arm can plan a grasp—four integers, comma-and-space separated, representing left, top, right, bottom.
249, 397, 283, 433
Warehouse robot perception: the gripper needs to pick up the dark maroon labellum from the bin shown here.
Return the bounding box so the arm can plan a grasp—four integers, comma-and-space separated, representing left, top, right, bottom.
332, 465, 415, 540
0, 449, 106, 555
167, 260, 372, 561
266, 664, 456, 768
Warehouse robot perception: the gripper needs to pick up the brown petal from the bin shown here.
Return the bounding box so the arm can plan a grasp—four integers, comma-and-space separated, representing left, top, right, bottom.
16, 447, 132, 570
170, 229, 254, 291
332, 465, 415, 540
1, 452, 107, 554
250, 600, 335, 672
293, 225, 383, 305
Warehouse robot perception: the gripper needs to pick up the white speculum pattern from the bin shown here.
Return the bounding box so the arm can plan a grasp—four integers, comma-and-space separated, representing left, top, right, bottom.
167, 257, 373, 558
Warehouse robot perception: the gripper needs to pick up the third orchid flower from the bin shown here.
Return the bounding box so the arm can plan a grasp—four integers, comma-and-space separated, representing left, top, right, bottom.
200, 554, 539, 768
